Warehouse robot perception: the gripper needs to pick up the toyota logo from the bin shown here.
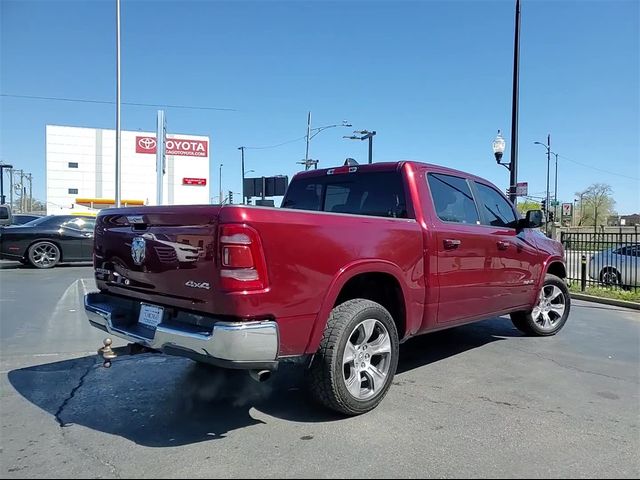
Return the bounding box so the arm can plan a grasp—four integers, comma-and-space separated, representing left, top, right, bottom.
138, 137, 156, 150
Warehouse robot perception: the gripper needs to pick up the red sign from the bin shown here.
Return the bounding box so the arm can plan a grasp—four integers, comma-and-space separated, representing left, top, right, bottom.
136, 136, 208, 157
183, 177, 207, 186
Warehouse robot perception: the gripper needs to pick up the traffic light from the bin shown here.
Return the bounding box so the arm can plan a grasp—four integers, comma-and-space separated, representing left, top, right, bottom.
541, 199, 547, 213
228, 190, 233, 204
548, 211, 555, 222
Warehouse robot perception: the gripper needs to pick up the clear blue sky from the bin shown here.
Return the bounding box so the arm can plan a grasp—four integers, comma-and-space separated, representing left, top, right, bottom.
1, 0, 638, 213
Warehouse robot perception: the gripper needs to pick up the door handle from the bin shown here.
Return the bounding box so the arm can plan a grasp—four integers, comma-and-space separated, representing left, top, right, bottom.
497, 240, 509, 250
443, 239, 461, 250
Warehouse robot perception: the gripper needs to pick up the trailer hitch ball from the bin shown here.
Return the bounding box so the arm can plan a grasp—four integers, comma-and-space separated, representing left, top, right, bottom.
98, 338, 117, 368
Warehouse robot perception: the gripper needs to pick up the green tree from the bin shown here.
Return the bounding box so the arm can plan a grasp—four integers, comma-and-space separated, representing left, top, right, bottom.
575, 183, 616, 226
516, 199, 541, 215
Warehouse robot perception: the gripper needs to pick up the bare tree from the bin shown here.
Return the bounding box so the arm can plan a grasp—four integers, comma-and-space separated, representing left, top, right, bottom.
575, 183, 616, 226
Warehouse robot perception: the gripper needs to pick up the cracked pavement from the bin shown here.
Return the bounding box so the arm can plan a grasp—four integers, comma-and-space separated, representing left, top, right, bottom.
1, 263, 639, 478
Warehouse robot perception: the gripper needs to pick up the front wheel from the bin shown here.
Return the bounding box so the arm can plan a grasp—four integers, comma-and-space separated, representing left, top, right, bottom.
511, 274, 571, 336
307, 299, 399, 416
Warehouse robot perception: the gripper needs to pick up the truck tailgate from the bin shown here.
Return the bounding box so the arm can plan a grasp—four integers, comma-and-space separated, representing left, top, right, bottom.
94, 205, 221, 310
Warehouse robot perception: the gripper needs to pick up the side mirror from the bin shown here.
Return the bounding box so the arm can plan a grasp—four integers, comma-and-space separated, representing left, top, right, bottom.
0, 205, 12, 226
520, 209, 544, 230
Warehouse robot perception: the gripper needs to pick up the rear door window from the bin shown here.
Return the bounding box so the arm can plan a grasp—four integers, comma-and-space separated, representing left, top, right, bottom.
474, 182, 518, 228
282, 171, 409, 218
427, 173, 479, 224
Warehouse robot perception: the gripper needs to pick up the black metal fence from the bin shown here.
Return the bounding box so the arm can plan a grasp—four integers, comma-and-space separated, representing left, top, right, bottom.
561, 230, 639, 292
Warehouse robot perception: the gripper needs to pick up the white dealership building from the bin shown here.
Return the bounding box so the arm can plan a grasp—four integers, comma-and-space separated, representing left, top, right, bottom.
46, 125, 210, 214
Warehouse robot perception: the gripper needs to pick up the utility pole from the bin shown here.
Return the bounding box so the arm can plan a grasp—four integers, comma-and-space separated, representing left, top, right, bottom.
13, 169, 25, 213
305, 111, 311, 167
26, 173, 32, 212
508, 0, 521, 204
9, 168, 14, 209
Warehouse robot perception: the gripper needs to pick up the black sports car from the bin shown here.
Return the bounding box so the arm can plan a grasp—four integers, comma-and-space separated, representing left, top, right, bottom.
0, 215, 95, 268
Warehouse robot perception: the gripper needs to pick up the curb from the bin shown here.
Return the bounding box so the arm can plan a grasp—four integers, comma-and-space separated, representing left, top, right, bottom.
570, 293, 640, 310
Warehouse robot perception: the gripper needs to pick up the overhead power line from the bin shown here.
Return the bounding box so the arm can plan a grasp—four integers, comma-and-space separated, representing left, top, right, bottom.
557, 153, 639, 181
0, 93, 237, 112
244, 135, 307, 150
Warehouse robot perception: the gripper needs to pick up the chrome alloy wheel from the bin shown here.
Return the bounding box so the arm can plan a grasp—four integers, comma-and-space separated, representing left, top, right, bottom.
531, 284, 566, 331
342, 318, 392, 400
31, 243, 59, 267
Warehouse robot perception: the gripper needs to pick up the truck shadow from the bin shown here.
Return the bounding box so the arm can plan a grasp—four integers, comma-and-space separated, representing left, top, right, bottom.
7, 317, 519, 447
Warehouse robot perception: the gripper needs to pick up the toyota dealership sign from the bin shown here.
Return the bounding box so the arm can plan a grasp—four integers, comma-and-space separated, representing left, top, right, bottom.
136, 136, 208, 157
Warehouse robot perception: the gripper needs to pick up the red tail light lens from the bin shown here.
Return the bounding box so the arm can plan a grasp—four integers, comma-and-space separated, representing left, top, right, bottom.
218, 224, 268, 291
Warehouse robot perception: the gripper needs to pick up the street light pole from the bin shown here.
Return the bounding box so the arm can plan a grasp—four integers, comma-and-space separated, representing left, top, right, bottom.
534, 134, 551, 235
546, 134, 551, 231
219, 163, 223, 205
238, 146, 245, 204
508, 0, 521, 204
301, 114, 351, 170
344, 130, 376, 164
554, 152, 558, 220
367, 132, 376, 164
115, 0, 122, 208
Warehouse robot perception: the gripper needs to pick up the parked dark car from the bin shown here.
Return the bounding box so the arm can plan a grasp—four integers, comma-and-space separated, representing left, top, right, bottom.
0, 215, 95, 268
11, 213, 43, 225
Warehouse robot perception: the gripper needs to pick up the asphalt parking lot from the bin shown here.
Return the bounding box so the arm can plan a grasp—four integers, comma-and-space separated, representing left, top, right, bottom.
1, 262, 639, 478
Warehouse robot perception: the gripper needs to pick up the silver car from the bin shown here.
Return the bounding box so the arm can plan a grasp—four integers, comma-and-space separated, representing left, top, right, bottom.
588, 244, 639, 287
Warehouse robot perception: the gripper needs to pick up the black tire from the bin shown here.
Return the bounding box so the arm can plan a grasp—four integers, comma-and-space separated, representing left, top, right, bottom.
599, 267, 621, 287
511, 274, 571, 336
307, 299, 399, 416
27, 241, 61, 269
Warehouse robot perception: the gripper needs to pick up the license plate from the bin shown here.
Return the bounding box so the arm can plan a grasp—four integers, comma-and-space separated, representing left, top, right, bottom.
138, 303, 164, 329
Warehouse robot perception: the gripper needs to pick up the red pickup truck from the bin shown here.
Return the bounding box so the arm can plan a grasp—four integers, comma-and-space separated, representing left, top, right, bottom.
85, 161, 570, 415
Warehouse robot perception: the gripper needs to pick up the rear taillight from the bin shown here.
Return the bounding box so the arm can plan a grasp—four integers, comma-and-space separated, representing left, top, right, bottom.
218, 224, 268, 291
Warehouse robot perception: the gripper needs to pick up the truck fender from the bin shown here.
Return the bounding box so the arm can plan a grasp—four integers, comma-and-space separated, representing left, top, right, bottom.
531, 255, 567, 304
304, 259, 409, 354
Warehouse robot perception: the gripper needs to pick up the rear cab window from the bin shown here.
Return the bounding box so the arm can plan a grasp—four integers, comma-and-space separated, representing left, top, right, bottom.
282, 171, 410, 219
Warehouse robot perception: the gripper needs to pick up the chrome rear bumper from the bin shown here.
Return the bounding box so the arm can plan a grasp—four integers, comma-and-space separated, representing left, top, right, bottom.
84, 292, 279, 369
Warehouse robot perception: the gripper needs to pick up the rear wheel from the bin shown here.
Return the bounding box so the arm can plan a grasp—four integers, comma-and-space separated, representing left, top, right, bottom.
28, 241, 60, 269
599, 267, 621, 287
511, 274, 570, 336
307, 299, 399, 416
